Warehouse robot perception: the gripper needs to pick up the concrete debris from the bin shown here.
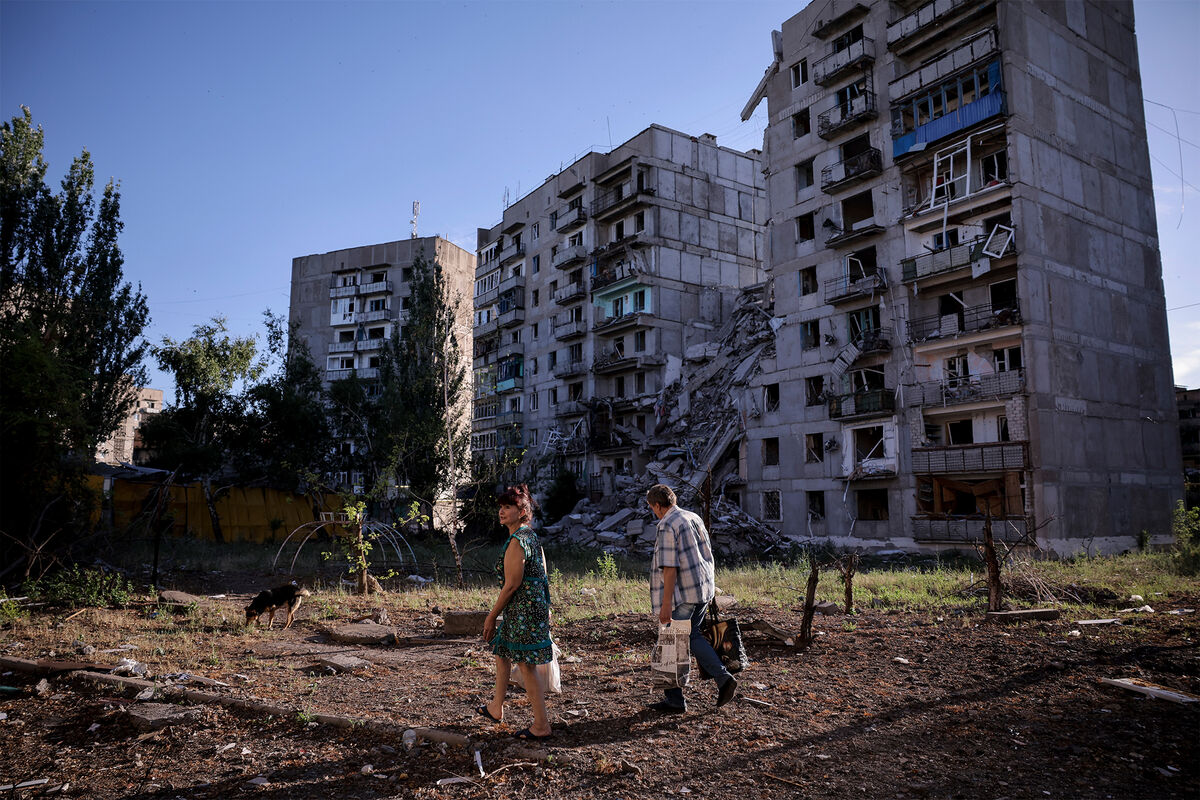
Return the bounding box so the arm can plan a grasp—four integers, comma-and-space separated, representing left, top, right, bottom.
314, 654, 372, 673
442, 611, 488, 636
126, 702, 202, 731
324, 622, 396, 645
543, 290, 799, 561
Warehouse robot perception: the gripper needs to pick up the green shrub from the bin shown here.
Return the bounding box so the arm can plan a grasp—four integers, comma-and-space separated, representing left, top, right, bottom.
0, 591, 25, 626
595, 552, 619, 583
1172, 500, 1200, 575
25, 565, 134, 609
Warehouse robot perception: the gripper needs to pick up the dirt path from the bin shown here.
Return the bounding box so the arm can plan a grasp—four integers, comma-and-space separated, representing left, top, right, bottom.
1, 597, 1197, 799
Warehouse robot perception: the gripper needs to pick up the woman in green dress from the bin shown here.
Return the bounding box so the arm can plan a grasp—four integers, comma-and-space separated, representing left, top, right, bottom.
478, 484, 552, 740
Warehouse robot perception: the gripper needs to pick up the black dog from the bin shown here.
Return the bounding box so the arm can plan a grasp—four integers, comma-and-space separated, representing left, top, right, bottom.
244, 583, 311, 629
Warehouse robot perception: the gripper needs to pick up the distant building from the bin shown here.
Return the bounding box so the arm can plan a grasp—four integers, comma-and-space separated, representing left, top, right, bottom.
96, 387, 163, 465
471, 124, 766, 490
1179, 387, 1200, 477
740, 0, 1182, 554
288, 236, 475, 490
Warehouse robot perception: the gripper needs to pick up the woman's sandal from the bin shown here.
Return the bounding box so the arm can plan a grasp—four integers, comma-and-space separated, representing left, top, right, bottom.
515, 727, 552, 741
475, 704, 501, 723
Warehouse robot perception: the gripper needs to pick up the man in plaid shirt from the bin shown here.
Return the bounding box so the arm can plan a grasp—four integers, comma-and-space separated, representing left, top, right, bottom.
647, 483, 737, 712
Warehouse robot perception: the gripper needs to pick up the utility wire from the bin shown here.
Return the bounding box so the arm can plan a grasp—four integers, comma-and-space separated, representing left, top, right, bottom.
1146, 120, 1200, 150
1145, 99, 1187, 228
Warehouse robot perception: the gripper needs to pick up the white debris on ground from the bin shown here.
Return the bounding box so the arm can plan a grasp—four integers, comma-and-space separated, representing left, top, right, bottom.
542, 290, 803, 560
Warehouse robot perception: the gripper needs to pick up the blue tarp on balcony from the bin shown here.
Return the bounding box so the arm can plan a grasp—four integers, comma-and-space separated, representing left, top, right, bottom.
893, 90, 1006, 158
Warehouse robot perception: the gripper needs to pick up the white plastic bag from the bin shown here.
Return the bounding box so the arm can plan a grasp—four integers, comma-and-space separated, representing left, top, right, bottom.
650, 618, 692, 689
510, 640, 562, 694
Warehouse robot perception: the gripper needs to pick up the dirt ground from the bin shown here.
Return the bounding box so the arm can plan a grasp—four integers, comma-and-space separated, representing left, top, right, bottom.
1, 577, 1197, 800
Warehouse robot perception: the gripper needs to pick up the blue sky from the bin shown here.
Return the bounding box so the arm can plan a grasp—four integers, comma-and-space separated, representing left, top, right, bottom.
1, 0, 1197, 395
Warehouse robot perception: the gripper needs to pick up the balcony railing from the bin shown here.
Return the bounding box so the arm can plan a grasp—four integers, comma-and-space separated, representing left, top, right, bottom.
817, 91, 877, 139
496, 375, 524, 393
593, 353, 666, 375
813, 37, 875, 86
911, 516, 1028, 543
591, 186, 655, 218
359, 279, 392, 295
594, 311, 651, 334
325, 367, 379, 383
553, 359, 587, 379
496, 341, 524, 360
829, 388, 896, 419
497, 274, 525, 294
356, 308, 392, 323
329, 284, 358, 299
357, 338, 385, 352
892, 90, 1005, 159
908, 369, 1025, 407
498, 241, 526, 266
890, 28, 998, 99
821, 148, 883, 193
554, 318, 588, 340
554, 400, 588, 417
554, 205, 587, 232
901, 232, 1015, 283
911, 441, 1029, 474
824, 271, 886, 304
852, 327, 892, 356
886, 0, 975, 50
554, 281, 587, 304
497, 307, 525, 328
552, 243, 589, 270
909, 302, 1022, 342
328, 340, 357, 354
475, 317, 498, 338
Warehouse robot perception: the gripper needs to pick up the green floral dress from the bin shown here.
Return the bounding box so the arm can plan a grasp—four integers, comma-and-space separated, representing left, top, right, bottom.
489, 526, 553, 665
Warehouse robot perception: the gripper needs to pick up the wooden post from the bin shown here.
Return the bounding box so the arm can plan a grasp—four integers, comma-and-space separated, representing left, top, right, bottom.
983, 511, 1002, 612
840, 553, 858, 614
800, 554, 819, 644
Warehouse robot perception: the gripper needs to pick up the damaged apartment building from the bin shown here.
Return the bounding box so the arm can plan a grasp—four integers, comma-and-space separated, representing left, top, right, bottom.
471, 125, 766, 490
738, 0, 1182, 555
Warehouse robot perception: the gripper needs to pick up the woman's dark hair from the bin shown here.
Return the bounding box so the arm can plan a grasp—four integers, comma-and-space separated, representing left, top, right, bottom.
498, 483, 537, 523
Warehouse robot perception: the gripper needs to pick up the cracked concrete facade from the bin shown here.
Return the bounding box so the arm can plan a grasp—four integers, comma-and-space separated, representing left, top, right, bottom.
741, 0, 1182, 555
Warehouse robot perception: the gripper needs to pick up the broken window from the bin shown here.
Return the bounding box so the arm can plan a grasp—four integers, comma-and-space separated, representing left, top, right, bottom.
762, 490, 782, 521
856, 489, 890, 520
840, 133, 871, 161
998, 415, 1010, 442
849, 367, 885, 393
924, 423, 944, 445
848, 306, 881, 342
841, 190, 874, 230
796, 212, 815, 242
569, 382, 583, 401
989, 279, 1017, 311
338, 330, 355, 343
946, 419, 974, 445
614, 376, 625, 398
807, 491, 825, 520
854, 426, 885, 463
568, 232, 583, 248
801, 320, 820, 349
981, 223, 1014, 258
763, 437, 780, 466
800, 266, 818, 296
636, 372, 646, 394
844, 246, 878, 278
633, 289, 646, 312
835, 78, 866, 116
548, 350, 558, 369
805, 432, 824, 463
805, 376, 825, 406
792, 108, 811, 137
614, 220, 625, 241
932, 228, 959, 250
764, 383, 780, 413
634, 330, 647, 351
796, 159, 814, 192
569, 342, 583, 362
944, 355, 969, 386
995, 346, 1023, 372
367, 356, 380, 369
980, 149, 1008, 185
612, 297, 625, 318
529, 392, 539, 411
369, 298, 387, 312
832, 24, 863, 53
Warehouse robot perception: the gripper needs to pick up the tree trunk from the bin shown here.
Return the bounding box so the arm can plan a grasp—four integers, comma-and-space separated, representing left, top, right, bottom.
983, 512, 1002, 612
800, 554, 820, 644
841, 553, 858, 614
202, 479, 224, 543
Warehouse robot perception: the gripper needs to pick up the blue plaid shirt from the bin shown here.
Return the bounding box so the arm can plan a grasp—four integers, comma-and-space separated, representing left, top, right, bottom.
650, 505, 716, 618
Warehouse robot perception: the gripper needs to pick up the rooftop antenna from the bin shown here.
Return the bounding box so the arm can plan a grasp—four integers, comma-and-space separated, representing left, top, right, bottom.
410, 201, 420, 239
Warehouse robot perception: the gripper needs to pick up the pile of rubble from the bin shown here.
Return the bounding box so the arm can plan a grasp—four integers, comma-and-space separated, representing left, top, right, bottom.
543, 289, 803, 560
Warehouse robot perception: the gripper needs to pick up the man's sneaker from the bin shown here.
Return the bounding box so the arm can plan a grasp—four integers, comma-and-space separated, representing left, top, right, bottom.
649, 701, 687, 714
716, 676, 738, 708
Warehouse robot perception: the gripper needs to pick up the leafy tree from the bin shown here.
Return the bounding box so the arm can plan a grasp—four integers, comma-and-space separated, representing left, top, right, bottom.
140, 316, 262, 542
0, 107, 149, 578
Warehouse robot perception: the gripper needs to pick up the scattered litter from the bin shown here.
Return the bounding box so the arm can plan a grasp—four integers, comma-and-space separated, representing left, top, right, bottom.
407, 575, 433, 586
749, 682, 768, 690
815, 754, 831, 760
436, 776, 476, 786
111, 658, 148, 676
561, 708, 589, 719
87, 723, 99, 733
1067, 630, 1082, 637
163, 672, 230, 687
1167, 608, 1195, 615
742, 697, 772, 708
893, 657, 910, 665
474, 750, 485, 777
35, 678, 51, 696
360, 765, 374, 775
217, 743, 237, 754
100, 644, 138, 654
402, 729, 417, 751
208, 594, 227, 599
1116, 605, 1154, 614
134, 687, 156, 701
1075, 619, 1121, 627
0, 712, 7, 721
246, 777, 269, 786
0, 779, 50, 791
1129, 595, 1143, 602
562, 655, 582, 664
1100, 678, 1200, 704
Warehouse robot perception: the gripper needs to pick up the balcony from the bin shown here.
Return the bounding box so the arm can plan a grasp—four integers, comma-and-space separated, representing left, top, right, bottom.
498, 241, 526, 266
497, 274, 525, 294
554, 281, 587, 305
497, 307, 525, 328
813, 37, 875, 86
329, 283, 358, 299
852, 327, 892, 356
892, 90, 1006, 159
591, 186, 655, 220
911, 441, 1029, 474
356, 308, 392, 323
553, 359, 587, 380
908, 368, 1025, 407
818, 91, 877, 139
909, 302, 1021, 342
554, 400, 588, 418
592, 353, 666, 375
821, 148, 883, 193
554, 318, 588, 340
824, 271, 887, 304
552, 243, 588, 270
911, 516, 1028, 543
325, 367, 378, 383
357, 338, 386, 352
496, 341, 524, 360
829, 389, 896, 420
328, 340, 357, 354
824, 220, 885, 249
890, 28, 998, 100
475, 317, 498, 338
496, 375, 524, 393
887, 0, 976, 52
812, 2, 869, 38
594, 311, 652, 335
554, 205, 587, 233
359, 279, 392, 295
901, 232, 1015, 283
